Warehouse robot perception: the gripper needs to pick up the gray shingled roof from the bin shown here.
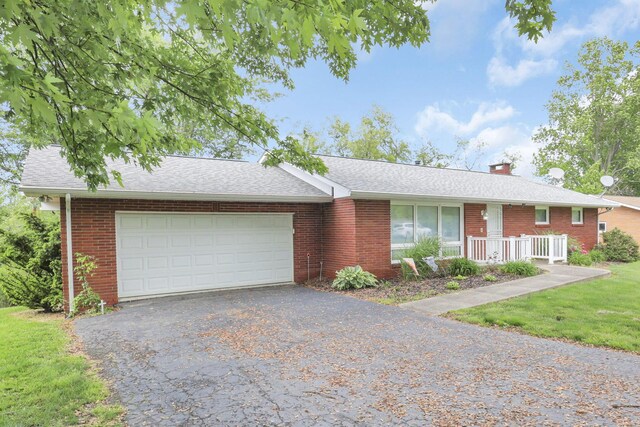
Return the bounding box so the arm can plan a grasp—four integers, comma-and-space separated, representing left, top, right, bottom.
318, 155, 617, 208
20, 146, 332, 202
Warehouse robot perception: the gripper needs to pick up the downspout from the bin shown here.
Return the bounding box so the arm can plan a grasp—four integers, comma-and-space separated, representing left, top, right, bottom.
65, 193, 75, 314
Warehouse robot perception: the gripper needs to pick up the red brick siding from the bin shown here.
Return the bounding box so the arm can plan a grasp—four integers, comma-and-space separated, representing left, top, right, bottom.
60, 198, 323, 310
502, 205, 598, 249
321, 199, 357, 279
463, 203, 487, 256
355, 200, 395, 279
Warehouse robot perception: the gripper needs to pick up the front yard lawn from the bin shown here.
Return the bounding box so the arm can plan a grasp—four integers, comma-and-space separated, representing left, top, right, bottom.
449, 262, 640, 353
0, 307, 123, 426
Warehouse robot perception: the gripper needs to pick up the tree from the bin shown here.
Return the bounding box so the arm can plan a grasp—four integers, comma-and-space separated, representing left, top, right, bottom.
328, 106, 411, 162
297, 126, 332, 155
1, 1, 555, 189
414, 140, 453, 168
0, 207, 62, 312
0, 120, 30, 187
533, 38, 640, 194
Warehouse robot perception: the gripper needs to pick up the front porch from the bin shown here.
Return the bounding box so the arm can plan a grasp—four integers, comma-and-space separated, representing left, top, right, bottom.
467, 234, 568, 264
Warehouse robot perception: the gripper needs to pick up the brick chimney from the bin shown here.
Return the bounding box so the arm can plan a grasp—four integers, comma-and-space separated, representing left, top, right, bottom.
489, 162, 512, 175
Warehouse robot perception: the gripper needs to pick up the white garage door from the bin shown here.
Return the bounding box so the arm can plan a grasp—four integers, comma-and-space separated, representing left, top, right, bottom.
116, 212, 294, 299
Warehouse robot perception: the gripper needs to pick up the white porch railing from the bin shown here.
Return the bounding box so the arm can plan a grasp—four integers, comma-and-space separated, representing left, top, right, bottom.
467, 234, 568, 264
522, 234, 568, 264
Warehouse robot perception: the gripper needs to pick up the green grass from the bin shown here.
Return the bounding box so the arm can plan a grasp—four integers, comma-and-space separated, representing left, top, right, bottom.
0, 307, 123, 426
450, 262, 640, 353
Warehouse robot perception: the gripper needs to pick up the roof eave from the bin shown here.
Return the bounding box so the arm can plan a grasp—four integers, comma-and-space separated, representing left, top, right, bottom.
602, 199, 640, 211
19, 186, 333, 204
349, 190, 620, 208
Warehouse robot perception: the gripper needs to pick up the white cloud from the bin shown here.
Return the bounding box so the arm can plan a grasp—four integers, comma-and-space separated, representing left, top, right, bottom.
472, 125, 527, 150
413, 101, 540, 177
487, 56, 557, 87
492, 128, 540, 178
415, 101, 516, 137
487, 0, 640, 87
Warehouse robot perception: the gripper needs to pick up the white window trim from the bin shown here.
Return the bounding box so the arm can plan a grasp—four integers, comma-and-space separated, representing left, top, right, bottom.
598, 221, 607, 233
571, 207, 583, 225
535, 205, 549, 225
390, 200, 464, 263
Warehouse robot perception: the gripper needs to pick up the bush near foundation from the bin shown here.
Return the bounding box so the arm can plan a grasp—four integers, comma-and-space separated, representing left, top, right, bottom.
599, 228, 640, 263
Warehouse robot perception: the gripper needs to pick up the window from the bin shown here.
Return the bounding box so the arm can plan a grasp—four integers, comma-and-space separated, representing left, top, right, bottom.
441, 206, 461, 242
535, 206, 549, 224
391, 205, 414, 244
417, 206, 438, 239
572, 207, 583, 224
390, 203, 463, 261
598, 222, 607, 233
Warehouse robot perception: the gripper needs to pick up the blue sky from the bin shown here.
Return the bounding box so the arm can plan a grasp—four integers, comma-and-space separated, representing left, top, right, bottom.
263, 0, 640, 177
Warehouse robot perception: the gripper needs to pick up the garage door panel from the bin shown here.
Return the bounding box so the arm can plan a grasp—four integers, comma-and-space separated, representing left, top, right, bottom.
171, 256, 191, 268
120, 236, 143, 250
148, 277, 169, 291
121, 257, 144, 272
169, 215, 191, 229
147, 256, 168, 269
146, 216, 167, 229
170, 235, 191, 247
117, 213, 293, 298
120, 216, 144, 230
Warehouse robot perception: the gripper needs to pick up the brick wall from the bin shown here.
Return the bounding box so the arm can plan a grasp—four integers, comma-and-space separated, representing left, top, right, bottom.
321, 198, 357, 278
463, 203, 487, 257
355, 200, 394, 279
598, 206, 640, 244
502, 205, 598, 249
61, 198, 323, 310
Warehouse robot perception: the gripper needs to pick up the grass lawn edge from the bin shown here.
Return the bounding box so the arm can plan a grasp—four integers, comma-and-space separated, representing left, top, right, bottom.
0, 307, 125, 426
447, 262, 640, 354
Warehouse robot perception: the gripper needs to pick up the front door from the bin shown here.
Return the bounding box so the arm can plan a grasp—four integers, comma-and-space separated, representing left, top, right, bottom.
487, 204, 503, 237
486, 204, 503, 261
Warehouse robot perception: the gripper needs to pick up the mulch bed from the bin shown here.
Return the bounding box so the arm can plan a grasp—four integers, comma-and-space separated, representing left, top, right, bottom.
304, 271, 528, 305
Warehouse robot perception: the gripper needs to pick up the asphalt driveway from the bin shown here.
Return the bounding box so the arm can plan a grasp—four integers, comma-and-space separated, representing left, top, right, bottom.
75, 285, 640, 426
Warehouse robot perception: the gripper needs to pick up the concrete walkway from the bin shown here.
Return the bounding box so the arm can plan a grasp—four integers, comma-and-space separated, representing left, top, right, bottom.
401, 263, 611, 316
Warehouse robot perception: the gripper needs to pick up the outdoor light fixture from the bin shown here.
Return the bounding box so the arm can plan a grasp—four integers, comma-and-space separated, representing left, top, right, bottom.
481, 209, 489, 220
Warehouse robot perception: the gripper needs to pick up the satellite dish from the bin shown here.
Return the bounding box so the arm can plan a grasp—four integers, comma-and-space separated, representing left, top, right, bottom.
548, 168, 565, 180
600, 175, 615, 188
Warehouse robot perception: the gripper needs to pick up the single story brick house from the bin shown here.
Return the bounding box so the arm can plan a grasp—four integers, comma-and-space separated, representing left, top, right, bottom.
600, 196, 640, 244
20, 146, 617, 311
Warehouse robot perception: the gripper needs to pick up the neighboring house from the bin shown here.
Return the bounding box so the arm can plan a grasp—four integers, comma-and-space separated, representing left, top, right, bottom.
600, 196, 640, 244
20, 146, 617, 310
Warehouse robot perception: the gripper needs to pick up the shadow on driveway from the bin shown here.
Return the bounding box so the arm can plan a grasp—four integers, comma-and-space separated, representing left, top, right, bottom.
76, 285, 640, 426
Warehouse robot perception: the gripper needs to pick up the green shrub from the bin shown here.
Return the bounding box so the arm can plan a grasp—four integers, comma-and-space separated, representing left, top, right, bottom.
445, 281, 460, 290
0, 288, 10, 308
398, 237, 441, 279
71, 254, 102, 316
453, 274, 467, 280
600, 228, 640, 263
589, 249, 606, 264
332, 265, 377, 290
568, 251, 592, 266
0, 213, 62, 312
483, 274, 497, 282
500, 261, 538, 277
447, 257, 480, 277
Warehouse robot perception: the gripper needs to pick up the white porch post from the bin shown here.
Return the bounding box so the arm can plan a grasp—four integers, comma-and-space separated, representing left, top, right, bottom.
65, 193, 75, 314
548, 234, 554, 264
562, 234, 568, 262
509, 236, 516, 261
467, 235, 473, 260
